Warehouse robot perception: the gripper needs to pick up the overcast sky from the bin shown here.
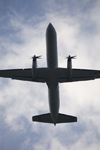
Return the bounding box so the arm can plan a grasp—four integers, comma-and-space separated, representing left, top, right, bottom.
0, 0, 100, 150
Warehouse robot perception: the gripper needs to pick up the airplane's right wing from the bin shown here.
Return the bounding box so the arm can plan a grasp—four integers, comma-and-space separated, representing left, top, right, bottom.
0, 68, 48, 83
0, 68, 34, 81
58, 68, 100, 82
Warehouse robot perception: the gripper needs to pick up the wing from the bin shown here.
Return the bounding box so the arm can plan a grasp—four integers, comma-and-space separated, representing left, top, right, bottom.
72, 69, 99, 82
0, 68, 34, 81
0, 68, 48, 82
1, 68, 100, 83
58, 68, 100, 82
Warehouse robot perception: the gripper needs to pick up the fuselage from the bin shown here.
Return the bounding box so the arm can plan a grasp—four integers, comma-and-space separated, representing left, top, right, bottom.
46, 23, 59, 125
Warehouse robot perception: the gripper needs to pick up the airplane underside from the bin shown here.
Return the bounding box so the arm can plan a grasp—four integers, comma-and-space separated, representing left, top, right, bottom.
33, 23, 77, 125
0, 23, 100, 125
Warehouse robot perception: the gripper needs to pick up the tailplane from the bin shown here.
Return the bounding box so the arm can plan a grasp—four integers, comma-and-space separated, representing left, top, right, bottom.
32, 113, 77, 124
57, 113, 77, 123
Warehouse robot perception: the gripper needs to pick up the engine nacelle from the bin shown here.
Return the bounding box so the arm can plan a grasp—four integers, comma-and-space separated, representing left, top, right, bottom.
67, 55, 76, 81
67, 55, 72, 80
32, 55, 41, 78
32, 56, 37, 78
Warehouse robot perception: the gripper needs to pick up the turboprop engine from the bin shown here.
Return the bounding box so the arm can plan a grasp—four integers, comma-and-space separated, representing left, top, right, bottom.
31, 55, 41, 78
67, 55, 76, 80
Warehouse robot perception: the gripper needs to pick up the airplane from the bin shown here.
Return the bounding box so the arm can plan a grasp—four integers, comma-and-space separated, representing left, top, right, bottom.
0, 23, 100, 126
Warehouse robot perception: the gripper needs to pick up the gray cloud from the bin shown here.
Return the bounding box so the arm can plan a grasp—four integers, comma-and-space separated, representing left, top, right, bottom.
0, 0, 100, 150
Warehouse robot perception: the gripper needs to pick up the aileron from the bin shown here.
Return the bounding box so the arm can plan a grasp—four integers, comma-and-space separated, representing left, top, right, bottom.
0, 68, 33, 81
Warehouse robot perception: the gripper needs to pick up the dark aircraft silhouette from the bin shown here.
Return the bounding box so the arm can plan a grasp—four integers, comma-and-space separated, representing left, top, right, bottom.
0, 23, 100, 125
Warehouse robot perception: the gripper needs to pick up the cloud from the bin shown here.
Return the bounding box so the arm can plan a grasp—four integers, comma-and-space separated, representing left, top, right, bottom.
0, 1, 100, 150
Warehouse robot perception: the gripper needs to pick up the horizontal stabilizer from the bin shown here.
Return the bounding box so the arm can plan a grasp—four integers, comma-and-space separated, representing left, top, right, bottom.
57, 113, 77, 123
32, 113, 77, 124
32, 113, 52, 123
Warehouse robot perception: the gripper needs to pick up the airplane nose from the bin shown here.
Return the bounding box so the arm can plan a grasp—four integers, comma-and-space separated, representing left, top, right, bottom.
46, 23, 55, 32
48, 23, 53, 28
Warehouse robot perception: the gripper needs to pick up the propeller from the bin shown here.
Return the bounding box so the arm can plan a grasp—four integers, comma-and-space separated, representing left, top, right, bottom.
66, 55, 77, 61
31, 55, 42, 61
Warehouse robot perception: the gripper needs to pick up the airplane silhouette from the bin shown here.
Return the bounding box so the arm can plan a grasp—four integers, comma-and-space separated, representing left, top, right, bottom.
0, 23, 100, 125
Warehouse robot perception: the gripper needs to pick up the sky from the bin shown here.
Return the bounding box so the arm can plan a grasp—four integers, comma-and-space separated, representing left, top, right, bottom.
0, 0, 100, 149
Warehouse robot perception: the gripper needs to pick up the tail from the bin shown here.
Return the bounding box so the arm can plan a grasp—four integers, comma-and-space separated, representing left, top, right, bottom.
32, 113, 77, 124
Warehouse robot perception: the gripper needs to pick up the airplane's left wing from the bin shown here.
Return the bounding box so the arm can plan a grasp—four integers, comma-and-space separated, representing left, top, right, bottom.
72, 69, 100, 81
71, 69, 99, 82
58, 68, 100, 82
0, 69, 34, 81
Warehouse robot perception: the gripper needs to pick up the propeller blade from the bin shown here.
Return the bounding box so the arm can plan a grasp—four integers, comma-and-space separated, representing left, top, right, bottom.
66, 55, 77, 60
71, 55, 77, 59
36, 55, 42, 59
31, 55, 42, 61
